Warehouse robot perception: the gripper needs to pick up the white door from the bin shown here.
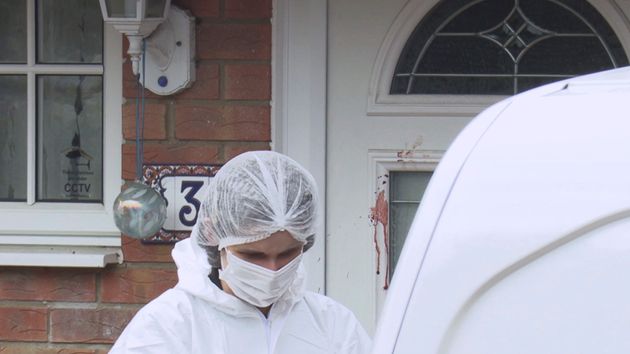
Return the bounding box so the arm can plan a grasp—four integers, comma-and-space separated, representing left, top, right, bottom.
325, 0, 630, 334
326, 0, 472, 333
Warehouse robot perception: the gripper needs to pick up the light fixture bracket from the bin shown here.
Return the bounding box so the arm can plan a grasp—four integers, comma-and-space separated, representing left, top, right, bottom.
139, 6, 196, 95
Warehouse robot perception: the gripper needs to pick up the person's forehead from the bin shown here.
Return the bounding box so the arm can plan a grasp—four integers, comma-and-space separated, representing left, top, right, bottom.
231, 231, 302, 252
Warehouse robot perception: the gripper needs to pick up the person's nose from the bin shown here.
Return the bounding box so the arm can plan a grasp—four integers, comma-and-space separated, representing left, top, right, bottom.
260, 258, 283, 271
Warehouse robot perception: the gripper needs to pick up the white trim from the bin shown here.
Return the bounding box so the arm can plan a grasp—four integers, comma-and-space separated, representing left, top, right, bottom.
598, 0, 630, 55
366, 0, 630, 117
272, 0, 327, 293
27, 73, 36, 205
0, 11, 123, 267
0, 65, 103, 75
0, 234, 120, 247
367, 149, 443, 324
0, 246, 121, 268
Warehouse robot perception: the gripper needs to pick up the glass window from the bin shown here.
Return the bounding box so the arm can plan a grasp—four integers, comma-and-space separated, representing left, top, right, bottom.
392, 0, 629, 95
0, 0, 27, 63
0, 76, 28, 201
146, 0, 167, 18
0, 0, 104, 204
37, 75, 103, 202
389, 171, 433, 278
105, 0, 137, 18
37, 0, 103, 64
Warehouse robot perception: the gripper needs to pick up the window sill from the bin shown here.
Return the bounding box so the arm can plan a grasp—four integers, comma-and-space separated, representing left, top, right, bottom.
0, 245, 122, 268
0, 233, 122, 267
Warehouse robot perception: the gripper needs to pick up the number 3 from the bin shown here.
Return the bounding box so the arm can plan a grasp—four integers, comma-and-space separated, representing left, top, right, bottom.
179, 180, 204, 227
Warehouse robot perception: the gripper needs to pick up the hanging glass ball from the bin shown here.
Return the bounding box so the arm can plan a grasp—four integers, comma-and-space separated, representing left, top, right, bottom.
113, 181, 167, 239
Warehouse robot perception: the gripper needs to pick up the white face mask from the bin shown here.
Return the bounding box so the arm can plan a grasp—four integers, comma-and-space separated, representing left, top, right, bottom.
219, 250, 302, 308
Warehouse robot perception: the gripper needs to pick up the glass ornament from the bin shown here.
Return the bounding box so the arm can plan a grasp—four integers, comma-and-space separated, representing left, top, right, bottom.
113, 181, 167, 239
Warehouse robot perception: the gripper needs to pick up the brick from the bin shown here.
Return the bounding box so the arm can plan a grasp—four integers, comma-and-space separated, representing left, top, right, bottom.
175, 104, 270, 141
0, 307, 48, 342
225, 0, 272, 19
122, 59, 161, 100
197, 24, 271, 60
224, 64, 271, 100
101, 267, 177, 304
173, 0, 219, 18
121, 236, 176, 263
122, 103, 167, 140
0, 268, 95, 302
122, 143, 221, 180
173, 63, 220, 100
224, 142, 270, 160
50, 308, 137, 344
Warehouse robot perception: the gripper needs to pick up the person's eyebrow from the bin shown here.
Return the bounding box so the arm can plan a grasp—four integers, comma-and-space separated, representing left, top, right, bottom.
235, 249, 266, 256
279, 245, 302, 256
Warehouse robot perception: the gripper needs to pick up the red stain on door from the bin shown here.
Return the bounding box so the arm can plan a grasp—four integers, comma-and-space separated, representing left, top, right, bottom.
370, 189, 390, 289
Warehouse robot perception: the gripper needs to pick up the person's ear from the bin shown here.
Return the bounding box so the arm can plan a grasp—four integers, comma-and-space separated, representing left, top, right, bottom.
219, 248, 227, 269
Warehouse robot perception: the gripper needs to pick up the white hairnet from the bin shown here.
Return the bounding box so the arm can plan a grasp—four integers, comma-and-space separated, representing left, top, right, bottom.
195, 151, 319, 258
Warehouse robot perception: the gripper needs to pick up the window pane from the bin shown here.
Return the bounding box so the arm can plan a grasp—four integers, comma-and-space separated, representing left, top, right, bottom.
0, 76, 28, 201
37, 76, 103, 202
0, 0, 27, 63
443, 0, 513, 33
520, 37, 615, 75
105, 0, 137, 18
389, 171, 433, 277
416, 37, 513, 75
391, 171, 432, 201
146, 0, 167, 18
392, 0, 629, 95
410, 76, 513, 95
37, 0, 103, 64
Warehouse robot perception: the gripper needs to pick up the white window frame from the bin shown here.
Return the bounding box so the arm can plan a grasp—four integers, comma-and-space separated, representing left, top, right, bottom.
0, 1, 122, 267
366, 0, 630, 117
368, 149, 442, 320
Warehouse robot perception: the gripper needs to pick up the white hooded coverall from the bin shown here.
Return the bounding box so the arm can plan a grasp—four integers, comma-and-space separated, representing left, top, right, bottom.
110, 238, 371, 353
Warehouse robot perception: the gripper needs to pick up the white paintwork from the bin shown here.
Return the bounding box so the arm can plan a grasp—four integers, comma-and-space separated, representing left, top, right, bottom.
0, 10, 123, 266
272, 0, 327, 293
141, 5, 196, 95
372, 67, 630, 353
0, 246, 121, 268
326, 0, 472, 333
367, 150, 442, 313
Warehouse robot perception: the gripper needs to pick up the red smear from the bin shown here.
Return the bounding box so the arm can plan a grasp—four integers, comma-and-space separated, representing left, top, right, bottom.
370, 190, 390, 289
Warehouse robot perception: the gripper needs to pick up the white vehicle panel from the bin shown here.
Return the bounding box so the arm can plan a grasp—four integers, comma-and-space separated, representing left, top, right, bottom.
373, 67, 630, 354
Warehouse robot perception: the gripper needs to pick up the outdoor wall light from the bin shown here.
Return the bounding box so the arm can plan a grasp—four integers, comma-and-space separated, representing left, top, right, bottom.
99, 0, 195, 95
102, 0, 196, 238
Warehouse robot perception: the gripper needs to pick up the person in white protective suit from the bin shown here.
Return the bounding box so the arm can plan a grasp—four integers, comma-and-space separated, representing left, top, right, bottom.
110, 151, 371, 353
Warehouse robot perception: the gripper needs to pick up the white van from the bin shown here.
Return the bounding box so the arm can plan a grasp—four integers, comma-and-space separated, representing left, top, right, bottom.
371, 67, 630, 354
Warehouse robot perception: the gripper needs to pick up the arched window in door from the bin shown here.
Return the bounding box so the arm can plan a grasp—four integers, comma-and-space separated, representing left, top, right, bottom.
391, 0, 629, 95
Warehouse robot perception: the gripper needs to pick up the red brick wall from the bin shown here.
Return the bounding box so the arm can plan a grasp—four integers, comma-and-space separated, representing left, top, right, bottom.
0, 0, 271, 351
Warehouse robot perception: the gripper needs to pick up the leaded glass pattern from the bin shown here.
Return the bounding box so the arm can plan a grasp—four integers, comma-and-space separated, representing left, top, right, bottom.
391, 0, 629, 95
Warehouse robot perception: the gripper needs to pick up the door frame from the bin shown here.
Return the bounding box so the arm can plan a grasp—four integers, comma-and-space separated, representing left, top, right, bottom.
272, 0, 327, 293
